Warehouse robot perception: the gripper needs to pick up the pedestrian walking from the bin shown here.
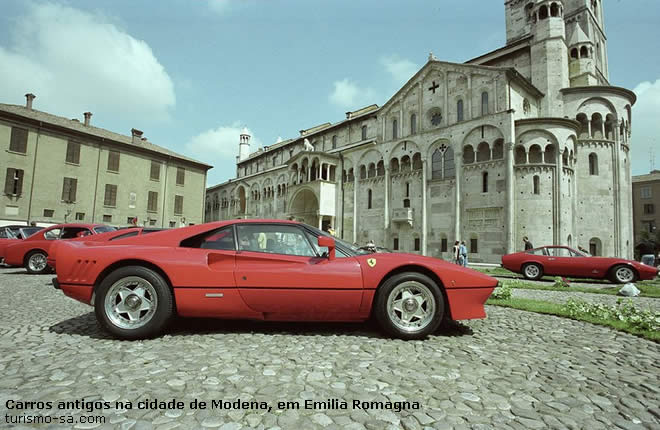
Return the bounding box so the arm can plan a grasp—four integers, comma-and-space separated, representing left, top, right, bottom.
453, 241, 460, 264
459, 241, 468, 267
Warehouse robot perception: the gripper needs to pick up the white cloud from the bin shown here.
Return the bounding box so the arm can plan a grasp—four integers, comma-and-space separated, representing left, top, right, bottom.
329, 78, 376, 110
0, 2, 175, 122
380, 55, 419, 85
186, 123, 262, 165
631, 79, 660, 174
208, 0, 230, 14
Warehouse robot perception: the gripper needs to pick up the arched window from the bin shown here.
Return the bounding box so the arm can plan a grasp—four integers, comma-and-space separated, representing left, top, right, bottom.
376, 160, 385, 176
463, 145, 475, 164
412, 153, 422, 170
477, 142, 490, 162
539, 5, 548, 19
444, 147, 455, 179
550, 2, 559, 17
492, 139, 504, 160
529, 145, 543, 163
367, 189, 372, 209
589, 153, 598, 175
482, 171, 489, 193
368, 163, 376, 178
481, 92, 489, 115
457, 99, 464, 122
401, 155, 411, 171
570, 48, 578, 59
390, 158, 399, 173
332, 135, 337, 149
432, 149, 443, 179
580, 46, 589, 58
361, 125, 367, 140
410, 113, 417, 134
533, 175, 540, 194
360, 165, 366, 179
392, 119, 398, 139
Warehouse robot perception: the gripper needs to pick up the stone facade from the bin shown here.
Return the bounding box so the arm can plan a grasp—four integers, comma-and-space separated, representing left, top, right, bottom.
632, 170, 660, 255
205, 0, 635, 262
1, 97, 211, 228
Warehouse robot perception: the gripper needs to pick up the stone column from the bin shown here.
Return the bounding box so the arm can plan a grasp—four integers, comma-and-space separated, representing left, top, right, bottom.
454, 148, 462, 242
467, 74, 473, 120
555, 146, 563, 246
353, 176, 358, 244
422, 157, 428, 256
506, 141, 515, 253
384, 166, 390, 229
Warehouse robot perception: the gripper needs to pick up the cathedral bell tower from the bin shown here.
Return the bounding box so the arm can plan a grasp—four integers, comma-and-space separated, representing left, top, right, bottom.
238, 128, 251, 162
529, 0, 569, 116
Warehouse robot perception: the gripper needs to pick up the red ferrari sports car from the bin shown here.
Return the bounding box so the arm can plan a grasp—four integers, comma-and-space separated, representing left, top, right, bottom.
0, 226, 43, 264
52, 220, 498, 340
3, 223, 115, 274
501, 245, 659, 283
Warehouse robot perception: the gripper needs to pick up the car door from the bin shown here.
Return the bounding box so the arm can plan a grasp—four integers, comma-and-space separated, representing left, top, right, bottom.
234, 223, 363, 317
544, 247, 579, 276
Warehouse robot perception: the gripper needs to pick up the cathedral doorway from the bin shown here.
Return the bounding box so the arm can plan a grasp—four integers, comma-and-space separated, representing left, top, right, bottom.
288, 188, 319, 228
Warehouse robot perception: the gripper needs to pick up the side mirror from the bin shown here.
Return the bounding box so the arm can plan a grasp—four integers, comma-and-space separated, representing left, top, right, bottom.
318, 236, 336, 260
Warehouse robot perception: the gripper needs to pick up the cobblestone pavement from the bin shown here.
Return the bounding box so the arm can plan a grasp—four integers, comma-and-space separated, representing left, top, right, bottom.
0, 268, 659, 430
509, 289, 660, 313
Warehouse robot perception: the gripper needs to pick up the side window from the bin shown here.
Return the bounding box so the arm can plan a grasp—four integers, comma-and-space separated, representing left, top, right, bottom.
304, 231, 348, 258
60, 227, 90, 239
110, 231, 139, 241
44, 228, 62, 240
236, 224, 315, 257
180, 226, 235, 250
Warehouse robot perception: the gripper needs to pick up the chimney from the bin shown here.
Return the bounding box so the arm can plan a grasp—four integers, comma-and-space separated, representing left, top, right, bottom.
25, 93, 36, 110
83, 112, 92, 126
131, 128, 143, 144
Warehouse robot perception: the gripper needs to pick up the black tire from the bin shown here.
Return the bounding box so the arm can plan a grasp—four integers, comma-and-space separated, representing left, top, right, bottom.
522, 263, 543, 280
609, 264, 638, 284
374, 272, 444, 340
95, 266, 173, 340
25, 250, 49, 274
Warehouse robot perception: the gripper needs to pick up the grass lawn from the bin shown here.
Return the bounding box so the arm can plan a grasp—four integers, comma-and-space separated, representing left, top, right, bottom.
487, 297, 659, 342
474, 267, 660, 298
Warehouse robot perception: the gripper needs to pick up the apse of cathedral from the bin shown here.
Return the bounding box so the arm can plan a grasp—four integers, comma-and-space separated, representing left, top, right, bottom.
205, 0, 634, 263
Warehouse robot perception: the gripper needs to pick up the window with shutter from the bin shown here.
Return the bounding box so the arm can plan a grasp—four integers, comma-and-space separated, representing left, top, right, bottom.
148, 191, 158, 212
66, 141, 81, 164
104, 184, 117, 207
174, 195, 184, 215
4, 169, 15, 195
176, 167, 185, 185
150, 161, 160, 181
62, 177, 77, 202
107, 151, 120, 172
9, 127, 28, 153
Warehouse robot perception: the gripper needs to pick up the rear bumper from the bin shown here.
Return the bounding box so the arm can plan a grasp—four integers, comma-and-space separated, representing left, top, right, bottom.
446, 286, 496, 320
60, 283, 94, 306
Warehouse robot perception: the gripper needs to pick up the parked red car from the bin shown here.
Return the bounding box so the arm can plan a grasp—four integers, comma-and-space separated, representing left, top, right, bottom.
3, 223, 115, 274
52, 219, 498, 340
47, 227, 165, 271
0, 226, 44, 264
501, 245, 659, 283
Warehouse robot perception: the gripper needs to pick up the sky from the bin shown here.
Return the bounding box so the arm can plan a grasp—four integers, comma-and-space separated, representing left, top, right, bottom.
1, 0, 659, 186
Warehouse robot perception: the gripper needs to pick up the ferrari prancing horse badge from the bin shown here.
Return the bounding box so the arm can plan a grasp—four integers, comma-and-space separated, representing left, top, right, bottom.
367, 258, 377, 268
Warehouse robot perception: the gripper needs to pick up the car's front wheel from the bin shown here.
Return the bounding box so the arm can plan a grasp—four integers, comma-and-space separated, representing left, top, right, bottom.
25, 250, 49, 274
522, 263, 543, 280
609, 265, 637, 284
374, 272, 444, 340
95, 266, 173, 340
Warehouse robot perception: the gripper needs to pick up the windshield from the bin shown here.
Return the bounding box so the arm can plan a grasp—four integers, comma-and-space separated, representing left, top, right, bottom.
303, 224, 366, 256
93, 225, 117, 234
20, 227, 42, 238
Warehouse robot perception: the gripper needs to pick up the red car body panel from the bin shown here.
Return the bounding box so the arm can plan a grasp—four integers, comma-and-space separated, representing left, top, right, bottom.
3, 223, 109, 268
54, 220, 498, 325
502, 246, 659, 281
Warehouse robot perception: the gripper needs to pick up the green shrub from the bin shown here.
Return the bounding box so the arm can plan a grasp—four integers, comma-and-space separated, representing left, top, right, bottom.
553, 276, 571, 288
490, 282, 513, 300
562, 298, 660, 332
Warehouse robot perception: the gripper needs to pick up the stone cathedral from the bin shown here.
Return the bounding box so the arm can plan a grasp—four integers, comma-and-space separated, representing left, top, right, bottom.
205, 0, 635, 263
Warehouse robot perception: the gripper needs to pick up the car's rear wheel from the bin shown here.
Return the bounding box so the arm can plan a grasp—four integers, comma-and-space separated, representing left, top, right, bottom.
609, 265, 637, 284
25, 250, 49, 274
374, 272, 444, 340
522, 263, 543, 280
95, 266, 173, 340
